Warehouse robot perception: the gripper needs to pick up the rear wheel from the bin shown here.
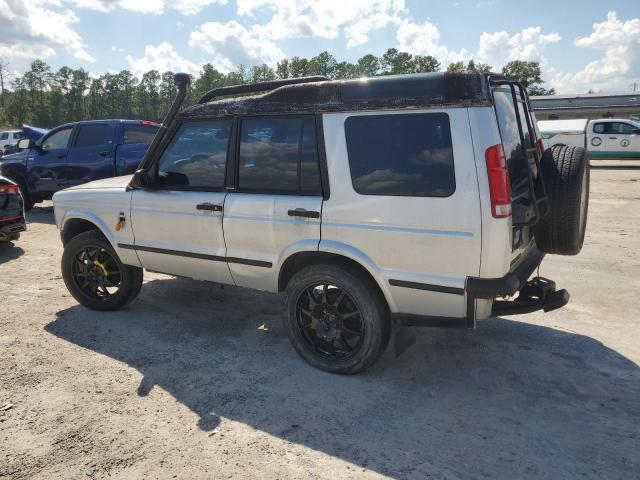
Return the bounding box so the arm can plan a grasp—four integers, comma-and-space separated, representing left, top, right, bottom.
285, 263, 390, 374
534, 145, 590, 255
62, 230, 143, 310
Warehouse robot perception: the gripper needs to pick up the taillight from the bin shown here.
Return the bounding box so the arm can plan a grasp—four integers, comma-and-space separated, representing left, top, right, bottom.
485, 144, 512, 219
0, 183, 20, 195
537, 138, 545, 156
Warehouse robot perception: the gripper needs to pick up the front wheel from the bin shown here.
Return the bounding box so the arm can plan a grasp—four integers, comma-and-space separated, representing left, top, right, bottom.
285, 263, 390, 374
61, 230, 143, 310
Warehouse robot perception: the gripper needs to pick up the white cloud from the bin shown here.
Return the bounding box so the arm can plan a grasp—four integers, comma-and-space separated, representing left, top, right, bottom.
0, 0, 95, 63
126, 42, 201, 77
189, 21, 284, 72
396, 19, 467, 63
68, 0, 227, 16
550, 12, 640, 93
188, 0, 405, 70
476, 27, 561, 69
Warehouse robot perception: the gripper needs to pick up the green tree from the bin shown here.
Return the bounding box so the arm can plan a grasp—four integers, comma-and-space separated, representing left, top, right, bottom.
250, 64, 276, 83
309, 51, 337, 78
501, 60, 555, 95
288, 57, 310, 78
411, 55, 440, 73
354, 54, 381, 77
380, 48, 414, 75
276, 59, 290, 79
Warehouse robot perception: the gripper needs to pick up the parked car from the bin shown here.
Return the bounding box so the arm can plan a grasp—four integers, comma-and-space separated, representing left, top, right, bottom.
0, 119, 159, 210
0, 130, 23, 156
0, 176, 26, 242
53, 73, 589, 374
539, 118, 640, 159
2, 125, 48, 157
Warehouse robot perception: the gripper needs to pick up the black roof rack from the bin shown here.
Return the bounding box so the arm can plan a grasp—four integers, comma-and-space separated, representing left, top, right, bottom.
197, 76, 330, 104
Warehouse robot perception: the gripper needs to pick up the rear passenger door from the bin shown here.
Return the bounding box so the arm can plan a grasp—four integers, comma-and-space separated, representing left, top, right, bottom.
65, 123, 116, 187
222, 116, 324, 290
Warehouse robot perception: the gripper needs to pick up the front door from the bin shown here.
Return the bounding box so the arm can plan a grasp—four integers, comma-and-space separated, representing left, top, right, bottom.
66, 122, 117, 187
130, 120, 234, 284
604, 121, 640, 158
222, 116, 323, 290
28, 126, 73, 195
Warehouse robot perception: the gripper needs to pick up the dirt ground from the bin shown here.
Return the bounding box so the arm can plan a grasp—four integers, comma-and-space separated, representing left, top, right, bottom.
1, 164, 639, 480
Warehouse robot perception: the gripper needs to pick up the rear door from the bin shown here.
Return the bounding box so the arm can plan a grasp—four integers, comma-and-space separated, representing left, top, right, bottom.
222, 115, 323, 290
116, 122, 160, 175
65, 123, 117, 187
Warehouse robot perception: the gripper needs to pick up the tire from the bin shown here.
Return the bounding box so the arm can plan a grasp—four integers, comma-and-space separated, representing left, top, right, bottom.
285, 263, 391, 374
61, 230, 143, 311
534, 144, 590, 255
14, 177, 34, 211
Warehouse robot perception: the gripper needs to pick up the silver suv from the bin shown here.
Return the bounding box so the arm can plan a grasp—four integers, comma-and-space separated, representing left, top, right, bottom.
53, 73, 589, 374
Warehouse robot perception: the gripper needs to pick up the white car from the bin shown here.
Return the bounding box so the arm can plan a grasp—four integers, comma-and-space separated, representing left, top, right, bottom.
539, 118, 640, 160
53, 73, 590, 374
0, 130, 23, 153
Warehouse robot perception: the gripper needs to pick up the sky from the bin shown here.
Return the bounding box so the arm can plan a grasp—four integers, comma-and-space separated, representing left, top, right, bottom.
0, 0, 639, 94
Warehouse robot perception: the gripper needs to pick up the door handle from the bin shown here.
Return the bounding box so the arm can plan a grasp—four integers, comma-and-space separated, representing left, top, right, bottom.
56, 153, 66, 159
609, 137, 618, 139
288, 209, 320, 219
196, 202, 222, 212
99, 150, 111, 157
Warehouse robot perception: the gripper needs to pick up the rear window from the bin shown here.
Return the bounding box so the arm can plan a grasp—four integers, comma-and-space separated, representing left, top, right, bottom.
75, 124, 113, 148
124, 124, 158, 144
493, 89, 529, 193
344, 113, 455, 197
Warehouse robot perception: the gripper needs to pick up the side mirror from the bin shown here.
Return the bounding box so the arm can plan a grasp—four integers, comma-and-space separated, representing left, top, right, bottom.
17, 138, 34, 150
130, 169, 150, 189
632, 129, 640, 135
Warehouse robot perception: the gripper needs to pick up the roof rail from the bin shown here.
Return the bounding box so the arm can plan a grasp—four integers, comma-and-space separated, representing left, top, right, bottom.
197, 75, 330, 104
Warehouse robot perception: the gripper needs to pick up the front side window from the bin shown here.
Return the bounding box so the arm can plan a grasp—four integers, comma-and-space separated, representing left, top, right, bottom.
610, 122, 636, 135
156, 120, 232, 190
124, 124, 158, 144
75, 124, 113, 148
344, 113, 455, 197
238, 117, 321, 193
12, 132, 23, 140
42, 127, 73, 151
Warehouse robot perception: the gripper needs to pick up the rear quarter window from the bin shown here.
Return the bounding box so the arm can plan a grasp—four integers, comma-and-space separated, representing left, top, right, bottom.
344, 113, 455, 197
124, 124, 159, 144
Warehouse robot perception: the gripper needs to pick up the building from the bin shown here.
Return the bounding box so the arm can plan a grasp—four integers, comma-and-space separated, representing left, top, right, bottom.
530, 93, 640, 121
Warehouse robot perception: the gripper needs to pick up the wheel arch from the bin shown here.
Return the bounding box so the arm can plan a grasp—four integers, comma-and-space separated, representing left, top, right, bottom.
60, 212, 113, 246
278, 243, 397, 312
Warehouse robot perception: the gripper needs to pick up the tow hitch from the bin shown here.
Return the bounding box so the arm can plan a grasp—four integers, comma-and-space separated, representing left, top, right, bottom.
491, 277, 569, 316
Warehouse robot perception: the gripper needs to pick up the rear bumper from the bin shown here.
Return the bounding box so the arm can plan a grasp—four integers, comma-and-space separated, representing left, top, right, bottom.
0, 217, 26, 240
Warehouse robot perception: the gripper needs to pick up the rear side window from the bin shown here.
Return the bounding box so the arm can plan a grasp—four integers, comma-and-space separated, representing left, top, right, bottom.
75, 124, 113, 148
238, 117, 321, 193
344, 113, 455, 197
0, 133, 8, 140
124, 124, 158, 144
157, 121, 231, 190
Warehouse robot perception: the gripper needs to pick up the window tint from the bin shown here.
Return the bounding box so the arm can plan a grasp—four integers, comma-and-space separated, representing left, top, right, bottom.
124, 124, 158, 144
157, 121, 231, 189
0, 133, 7, 140
493, 89, 529, 193
345, 113, 455, 197
238, 117, 321, 193
42, 128, 72, 151
75, 124, 113, 147
12, 132, 23, 140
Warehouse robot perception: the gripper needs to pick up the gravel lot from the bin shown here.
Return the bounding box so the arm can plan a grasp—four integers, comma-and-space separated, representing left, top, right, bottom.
1, 165, 639, 480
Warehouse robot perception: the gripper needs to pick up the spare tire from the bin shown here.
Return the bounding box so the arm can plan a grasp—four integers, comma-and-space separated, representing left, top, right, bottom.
533, 144, 589, 255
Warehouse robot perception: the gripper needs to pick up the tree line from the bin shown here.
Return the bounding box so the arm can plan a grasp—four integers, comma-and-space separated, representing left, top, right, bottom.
0, 49, 554, 129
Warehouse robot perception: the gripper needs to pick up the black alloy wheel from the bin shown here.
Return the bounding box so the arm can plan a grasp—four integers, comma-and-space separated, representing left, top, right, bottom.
296, 283, 365, 359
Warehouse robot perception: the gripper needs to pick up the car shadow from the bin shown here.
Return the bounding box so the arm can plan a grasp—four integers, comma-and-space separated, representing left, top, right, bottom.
0, 240, 25, 264
26, 204, 55, 225
46, 277, 640, 478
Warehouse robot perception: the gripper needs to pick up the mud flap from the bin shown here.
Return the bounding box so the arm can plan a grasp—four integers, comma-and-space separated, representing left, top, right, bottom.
393, 323, 417, 357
